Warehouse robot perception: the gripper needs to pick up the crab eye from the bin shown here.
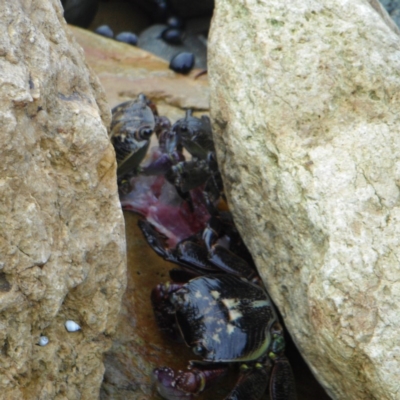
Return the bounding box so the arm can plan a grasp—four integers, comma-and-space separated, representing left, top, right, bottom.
139, 126, 153, 140
192, 343, 206, 357
207, 152, 215, 163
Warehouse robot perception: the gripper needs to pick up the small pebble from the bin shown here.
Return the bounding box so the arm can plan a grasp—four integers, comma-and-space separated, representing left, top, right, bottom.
38, 336, 49, 346
115, 32, 138, 46
95, 25, 113, 38
65, 320, 81, 332
169, 52, 195, 74
161, 28, 183, 45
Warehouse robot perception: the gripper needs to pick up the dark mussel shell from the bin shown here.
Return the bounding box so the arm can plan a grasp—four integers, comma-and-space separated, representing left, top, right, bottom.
95, 24, 113, 38
115, 31, 138, 45
161, 28, 184, 45
169, 52, 195, 74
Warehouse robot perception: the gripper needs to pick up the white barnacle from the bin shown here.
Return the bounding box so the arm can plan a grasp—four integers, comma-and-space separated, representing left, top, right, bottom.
38, 336, 49, 346
195, 290, 202, 299
65, 320, 81, 332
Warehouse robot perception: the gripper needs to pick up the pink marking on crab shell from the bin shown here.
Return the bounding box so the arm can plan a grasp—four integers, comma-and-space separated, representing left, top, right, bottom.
121, 175, 210, 247
153, 367, 195, 400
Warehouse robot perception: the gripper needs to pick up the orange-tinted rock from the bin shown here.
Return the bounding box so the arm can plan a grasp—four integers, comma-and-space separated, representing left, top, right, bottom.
70, 26, 209, 112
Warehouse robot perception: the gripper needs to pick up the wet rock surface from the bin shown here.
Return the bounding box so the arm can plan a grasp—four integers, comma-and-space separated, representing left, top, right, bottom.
0, 1, 126, 398
209, 0, 400, 399
70, 25, 209, 111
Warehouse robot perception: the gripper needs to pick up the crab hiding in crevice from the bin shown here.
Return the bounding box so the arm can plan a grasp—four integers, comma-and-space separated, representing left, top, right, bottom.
111, 94, 297, 399
150, 274, 296, 400
111, 93, 157, 181
139, 216, 296, 400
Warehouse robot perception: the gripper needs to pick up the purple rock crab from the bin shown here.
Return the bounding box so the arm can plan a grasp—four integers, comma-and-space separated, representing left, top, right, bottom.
111, 94, 297, 399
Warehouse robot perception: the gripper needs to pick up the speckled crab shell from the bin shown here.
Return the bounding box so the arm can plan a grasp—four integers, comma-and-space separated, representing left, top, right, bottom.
170, 274, 278, 363
169, 110, 215, 160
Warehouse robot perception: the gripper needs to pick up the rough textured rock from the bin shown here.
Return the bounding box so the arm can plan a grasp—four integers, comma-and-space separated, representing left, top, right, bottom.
209, 1, 400, 399
0, 1, 126, 399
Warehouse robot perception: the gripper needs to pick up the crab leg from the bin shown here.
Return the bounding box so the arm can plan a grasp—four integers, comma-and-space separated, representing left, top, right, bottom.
154, 364, 228, 400
269, 355, 297, 400
140, 150, 184, 176
208, 245, 257, 280
269, 322, 297, 400
225, 364, 269, 400
151, 282, 185, 341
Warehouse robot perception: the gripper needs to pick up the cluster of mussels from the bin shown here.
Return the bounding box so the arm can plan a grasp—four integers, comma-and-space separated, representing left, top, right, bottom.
111, 94, 297, 400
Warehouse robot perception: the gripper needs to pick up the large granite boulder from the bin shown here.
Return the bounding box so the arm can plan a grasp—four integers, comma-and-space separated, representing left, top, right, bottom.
209, 0, 400, 399
0, 1, 126, 398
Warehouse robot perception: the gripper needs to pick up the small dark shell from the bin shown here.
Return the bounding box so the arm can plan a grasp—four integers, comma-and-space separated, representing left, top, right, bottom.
115, 31, 138, 46
169, 52, 195, 74
167, 16, 184, 29
95, 24, 113, 38
161, 28, 183, 45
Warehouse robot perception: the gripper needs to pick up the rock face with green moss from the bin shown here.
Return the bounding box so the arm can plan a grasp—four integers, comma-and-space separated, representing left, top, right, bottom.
209, 0, 400, 399
0, 1, 126, 398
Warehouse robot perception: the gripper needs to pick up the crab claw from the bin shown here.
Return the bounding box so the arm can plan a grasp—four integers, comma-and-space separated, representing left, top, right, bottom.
153, 367, 191, 400
140, 152, 179, 176
153, 365, 227, 400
